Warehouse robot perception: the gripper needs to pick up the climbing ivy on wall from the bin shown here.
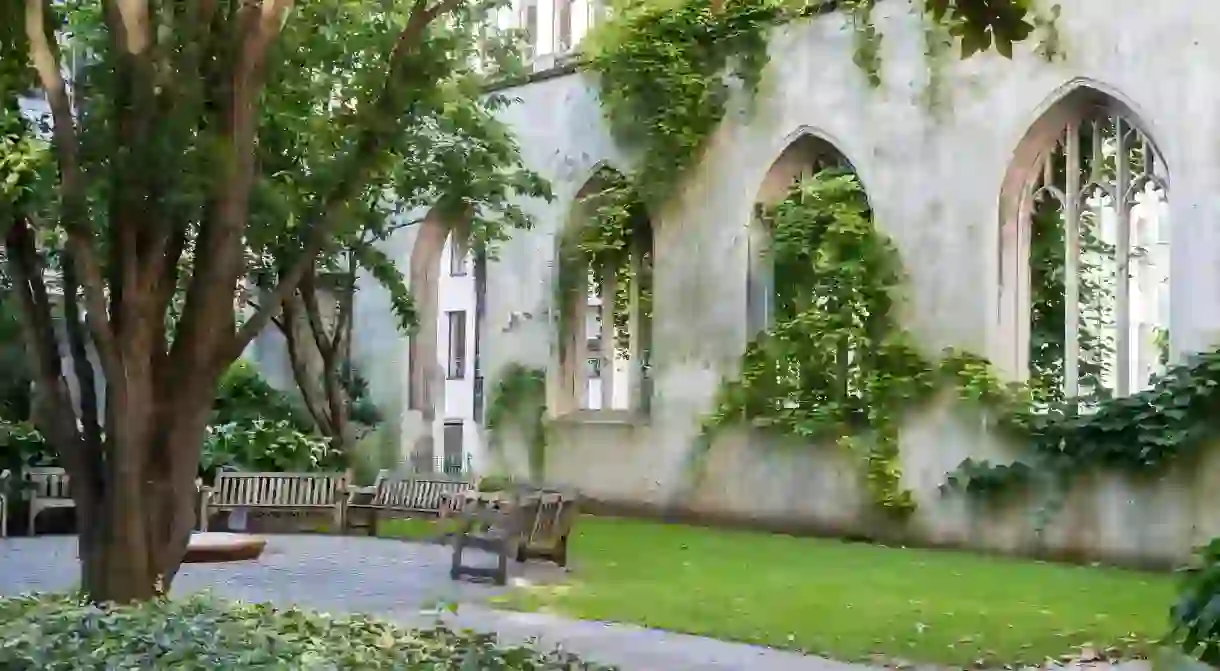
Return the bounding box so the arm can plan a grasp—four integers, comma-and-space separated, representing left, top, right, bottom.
485, 363, 549, 479
569, 0, 1064, 317
691, 165, 1220, 521
697, 170, 934, 513
557, 169, 652, 356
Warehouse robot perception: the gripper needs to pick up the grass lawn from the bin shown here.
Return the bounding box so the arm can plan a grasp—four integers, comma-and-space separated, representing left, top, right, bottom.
481, 516, 1177, 667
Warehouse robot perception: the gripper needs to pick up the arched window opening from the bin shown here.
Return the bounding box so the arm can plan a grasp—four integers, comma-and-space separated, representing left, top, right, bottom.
407, 214, 479, 473
1009, 100, 1169, 405
747, 135, 876, 420
556, 167, 653, 415
748, 135, 854, 334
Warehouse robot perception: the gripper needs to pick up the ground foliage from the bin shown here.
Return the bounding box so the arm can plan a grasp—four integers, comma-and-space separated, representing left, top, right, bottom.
0, 593, 615, 670
1171, 537, 1220, 666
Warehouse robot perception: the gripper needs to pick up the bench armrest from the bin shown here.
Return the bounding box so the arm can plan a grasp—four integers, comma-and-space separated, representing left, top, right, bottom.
347, 484, 377, 505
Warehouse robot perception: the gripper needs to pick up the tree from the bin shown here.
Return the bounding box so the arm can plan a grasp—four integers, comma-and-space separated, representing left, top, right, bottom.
248, 63, 540, 457
0, 0, 546, 603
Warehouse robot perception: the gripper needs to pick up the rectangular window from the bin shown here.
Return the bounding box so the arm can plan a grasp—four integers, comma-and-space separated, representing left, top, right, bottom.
442, 421, 464, 474
555, 0, 572, 52
449, 239, 467, 276
521, 1, 538, 59
446, 311, 467, 379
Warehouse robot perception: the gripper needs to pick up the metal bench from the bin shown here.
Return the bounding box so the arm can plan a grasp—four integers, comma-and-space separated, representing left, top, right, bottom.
199, 471, 350, 532
27, 467, 73, 535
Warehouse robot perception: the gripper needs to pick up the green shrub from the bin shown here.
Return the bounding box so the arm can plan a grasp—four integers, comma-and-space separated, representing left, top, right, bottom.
1170, 537, 1220, 665
213, 361, 313, 431
0, 593, 615, 669
0, 418, 54, 469
200, 419, 344, 480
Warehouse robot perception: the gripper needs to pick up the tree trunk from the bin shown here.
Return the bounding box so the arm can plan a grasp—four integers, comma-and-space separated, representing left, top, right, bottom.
275, 272, 355, 454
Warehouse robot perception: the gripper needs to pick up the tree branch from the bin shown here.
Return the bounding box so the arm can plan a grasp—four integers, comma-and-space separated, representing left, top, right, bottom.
24, 0, 120, 378
171, 0, 294, 379
298, 272, 332, 360
62, 253, 103, 456
227, 0, 459, 359
4, 217, 101, 502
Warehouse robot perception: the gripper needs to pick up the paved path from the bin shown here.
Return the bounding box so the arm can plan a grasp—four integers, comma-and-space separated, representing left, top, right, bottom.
0, 535, 1153, 671
0, 534, 868, 670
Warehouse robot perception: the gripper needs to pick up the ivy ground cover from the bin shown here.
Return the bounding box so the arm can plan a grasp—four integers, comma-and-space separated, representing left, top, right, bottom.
482, 516, 1173, 667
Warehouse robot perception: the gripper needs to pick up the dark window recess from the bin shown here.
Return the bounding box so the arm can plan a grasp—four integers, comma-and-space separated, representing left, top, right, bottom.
449, 239, 467, 276
442, 421, 464, 474
447, 311, 467, 379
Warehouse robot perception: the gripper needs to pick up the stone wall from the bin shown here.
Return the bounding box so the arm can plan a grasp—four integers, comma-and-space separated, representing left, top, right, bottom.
346, 0, 1220, 566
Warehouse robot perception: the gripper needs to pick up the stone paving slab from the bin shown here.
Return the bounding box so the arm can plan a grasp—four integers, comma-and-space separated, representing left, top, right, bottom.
0, 535, 1155, 671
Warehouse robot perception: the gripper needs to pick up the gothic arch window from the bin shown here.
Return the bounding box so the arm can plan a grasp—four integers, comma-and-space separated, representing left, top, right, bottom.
747, 134, 872, 414
555, 166, 653, 415
999, 88, 1170, 404
748, 134, 856, 334
406, 211, 475, 469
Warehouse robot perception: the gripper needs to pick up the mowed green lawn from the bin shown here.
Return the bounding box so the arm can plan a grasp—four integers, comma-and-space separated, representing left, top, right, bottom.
467, 516, 1176, 667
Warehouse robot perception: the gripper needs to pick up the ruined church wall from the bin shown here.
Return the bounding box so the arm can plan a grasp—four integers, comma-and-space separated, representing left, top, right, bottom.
355, 0, 1220, 566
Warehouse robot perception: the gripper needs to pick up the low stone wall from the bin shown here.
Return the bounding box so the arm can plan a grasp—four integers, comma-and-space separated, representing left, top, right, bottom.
533, 400, 1220, 571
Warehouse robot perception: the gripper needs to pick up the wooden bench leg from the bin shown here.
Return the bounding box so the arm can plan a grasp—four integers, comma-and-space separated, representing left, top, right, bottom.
495, 537, 509, 586
449, 526, 468, 581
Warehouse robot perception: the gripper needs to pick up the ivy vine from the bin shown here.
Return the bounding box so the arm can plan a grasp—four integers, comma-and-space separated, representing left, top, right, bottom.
697, 169, 932, 514
691, 161, 1208, 523
555, 169, 651, 357
484, 363, 549, 480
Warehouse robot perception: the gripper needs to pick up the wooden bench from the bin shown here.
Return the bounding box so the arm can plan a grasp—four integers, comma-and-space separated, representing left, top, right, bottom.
27, 467, 73, 536
449, 496, 524, 585
199, 471, 350, 532
514, 489, 580, 567
448, 486, 581, 585
344, 470, 474, 535
0, 469, 9, 538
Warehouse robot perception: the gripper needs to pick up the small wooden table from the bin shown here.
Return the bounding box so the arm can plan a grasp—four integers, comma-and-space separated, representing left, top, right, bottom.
183, 532, 267, 563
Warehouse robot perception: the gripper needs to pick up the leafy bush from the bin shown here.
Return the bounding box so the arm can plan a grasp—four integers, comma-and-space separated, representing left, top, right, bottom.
213, 361, 313, 431
0, 418, 54, 469
1170, 537, 1220, 665
0, 593, 615, 669
200, 419, 343, 480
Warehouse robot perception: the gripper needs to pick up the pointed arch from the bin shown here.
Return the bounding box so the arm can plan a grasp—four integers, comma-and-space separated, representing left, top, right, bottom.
554, 165, 654, 416
748, 131, 861, 334
405, 208, 473, 469
997, 82, 1171, 400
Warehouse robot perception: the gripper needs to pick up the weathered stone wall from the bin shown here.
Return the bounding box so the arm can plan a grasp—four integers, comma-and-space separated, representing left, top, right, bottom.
348, 0, 1220, 566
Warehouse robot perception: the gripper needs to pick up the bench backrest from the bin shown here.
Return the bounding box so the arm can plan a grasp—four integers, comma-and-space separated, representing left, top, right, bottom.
26, 467, 71, 499
211, 471, 349, 507
373, 474, 472, 511
524, 490, 579, 546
